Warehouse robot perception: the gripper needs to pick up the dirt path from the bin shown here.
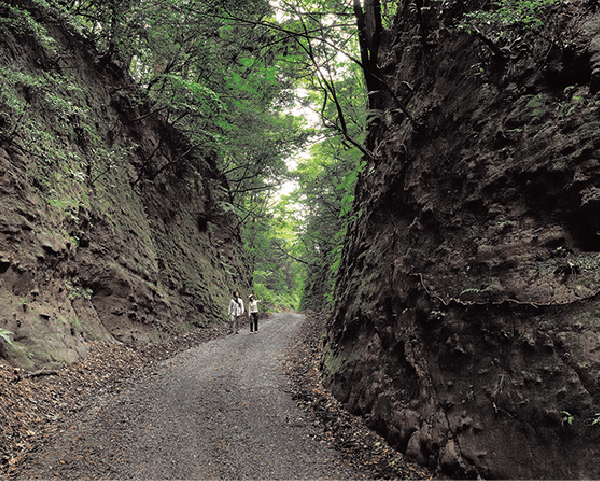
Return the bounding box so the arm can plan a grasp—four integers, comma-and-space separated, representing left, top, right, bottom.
15, 313, 361, 480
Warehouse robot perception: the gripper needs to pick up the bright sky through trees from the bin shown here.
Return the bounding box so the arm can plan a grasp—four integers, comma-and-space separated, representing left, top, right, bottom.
52, 0, 369, 311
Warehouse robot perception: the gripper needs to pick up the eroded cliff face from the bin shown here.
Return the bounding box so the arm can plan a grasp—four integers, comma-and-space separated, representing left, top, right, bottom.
324, 1, 600, 478
0, 4, 250, 369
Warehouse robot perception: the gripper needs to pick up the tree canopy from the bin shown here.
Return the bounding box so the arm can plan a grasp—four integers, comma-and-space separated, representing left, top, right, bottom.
3, 0, 570, 312
29, 0, 382, 311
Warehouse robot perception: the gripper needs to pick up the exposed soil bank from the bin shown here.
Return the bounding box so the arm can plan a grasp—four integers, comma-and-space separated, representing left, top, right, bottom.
0, 0, 251, 371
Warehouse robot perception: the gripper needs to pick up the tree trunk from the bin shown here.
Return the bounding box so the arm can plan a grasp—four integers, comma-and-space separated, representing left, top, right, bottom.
353, 0, 385, 109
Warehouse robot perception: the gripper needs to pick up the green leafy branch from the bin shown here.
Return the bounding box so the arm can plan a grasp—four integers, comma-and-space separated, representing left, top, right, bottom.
458, 0, 561, 59
0, 328, 13, 346
460, 0, 559, 33
460, 285, 494, 296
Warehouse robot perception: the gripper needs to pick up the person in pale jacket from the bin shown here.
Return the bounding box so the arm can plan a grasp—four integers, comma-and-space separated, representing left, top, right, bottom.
248, 294, 261, 333
228, 291, 244, 333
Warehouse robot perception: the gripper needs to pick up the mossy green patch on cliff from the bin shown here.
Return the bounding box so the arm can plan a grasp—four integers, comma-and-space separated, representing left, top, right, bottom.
322, 342, 361, 378
0, 2, 251, 367
525, 93, 549, 117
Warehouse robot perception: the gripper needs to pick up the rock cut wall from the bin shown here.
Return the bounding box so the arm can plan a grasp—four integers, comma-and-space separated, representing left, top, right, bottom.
0, 2, 250, 368
324, 0, 600, 478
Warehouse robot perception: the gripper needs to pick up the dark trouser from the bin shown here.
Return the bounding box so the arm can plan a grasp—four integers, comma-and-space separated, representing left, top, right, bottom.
249, 312, 258, 332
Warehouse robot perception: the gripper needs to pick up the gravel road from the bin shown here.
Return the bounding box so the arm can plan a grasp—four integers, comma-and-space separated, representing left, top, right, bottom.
16, 313, 361, 480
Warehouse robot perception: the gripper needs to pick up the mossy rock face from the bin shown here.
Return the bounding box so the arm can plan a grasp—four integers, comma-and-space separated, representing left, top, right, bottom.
325, 2, 600, 479
0, 3, 251, 369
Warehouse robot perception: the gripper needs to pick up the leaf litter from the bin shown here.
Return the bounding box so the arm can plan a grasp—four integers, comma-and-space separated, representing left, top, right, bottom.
1, 314, 432, 480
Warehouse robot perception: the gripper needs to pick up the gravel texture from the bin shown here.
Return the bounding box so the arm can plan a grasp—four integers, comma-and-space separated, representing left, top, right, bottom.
5, 312, 430, 480
12, 314, 356, 479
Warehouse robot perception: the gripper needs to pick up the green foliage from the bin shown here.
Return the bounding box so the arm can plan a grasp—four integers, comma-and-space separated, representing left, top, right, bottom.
242, 195, 306, 312
0, 68, 87, 149
0, 1, 57, 51
285, 59, 367, 313
253, 282, 299, 312
459, 0, 560, 36
0, 328, 13, 346
0, 70, 76, 144
294, 131, 365, 311
460, 285, 494, 296
0, 60, 110, 232
67, 0, 310, 206
65, 277, 93, 300
561, 411, 574, 426
70, 318, 83, 335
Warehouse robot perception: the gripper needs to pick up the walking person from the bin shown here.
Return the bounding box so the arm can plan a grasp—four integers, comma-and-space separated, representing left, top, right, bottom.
228, 291, 244, 334
248, 294, 261, 333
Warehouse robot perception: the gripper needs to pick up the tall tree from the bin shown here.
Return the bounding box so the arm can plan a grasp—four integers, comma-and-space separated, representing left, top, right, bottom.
66, 0, 306, 205
61, 0, 379, 307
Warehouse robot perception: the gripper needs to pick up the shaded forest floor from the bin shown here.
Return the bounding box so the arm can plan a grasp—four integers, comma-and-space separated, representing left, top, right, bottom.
1, 312, 431, 480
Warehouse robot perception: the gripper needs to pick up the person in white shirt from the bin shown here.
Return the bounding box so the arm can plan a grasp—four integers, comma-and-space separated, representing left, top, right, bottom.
228, 291, 244, 333
248, 294, 261, 333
